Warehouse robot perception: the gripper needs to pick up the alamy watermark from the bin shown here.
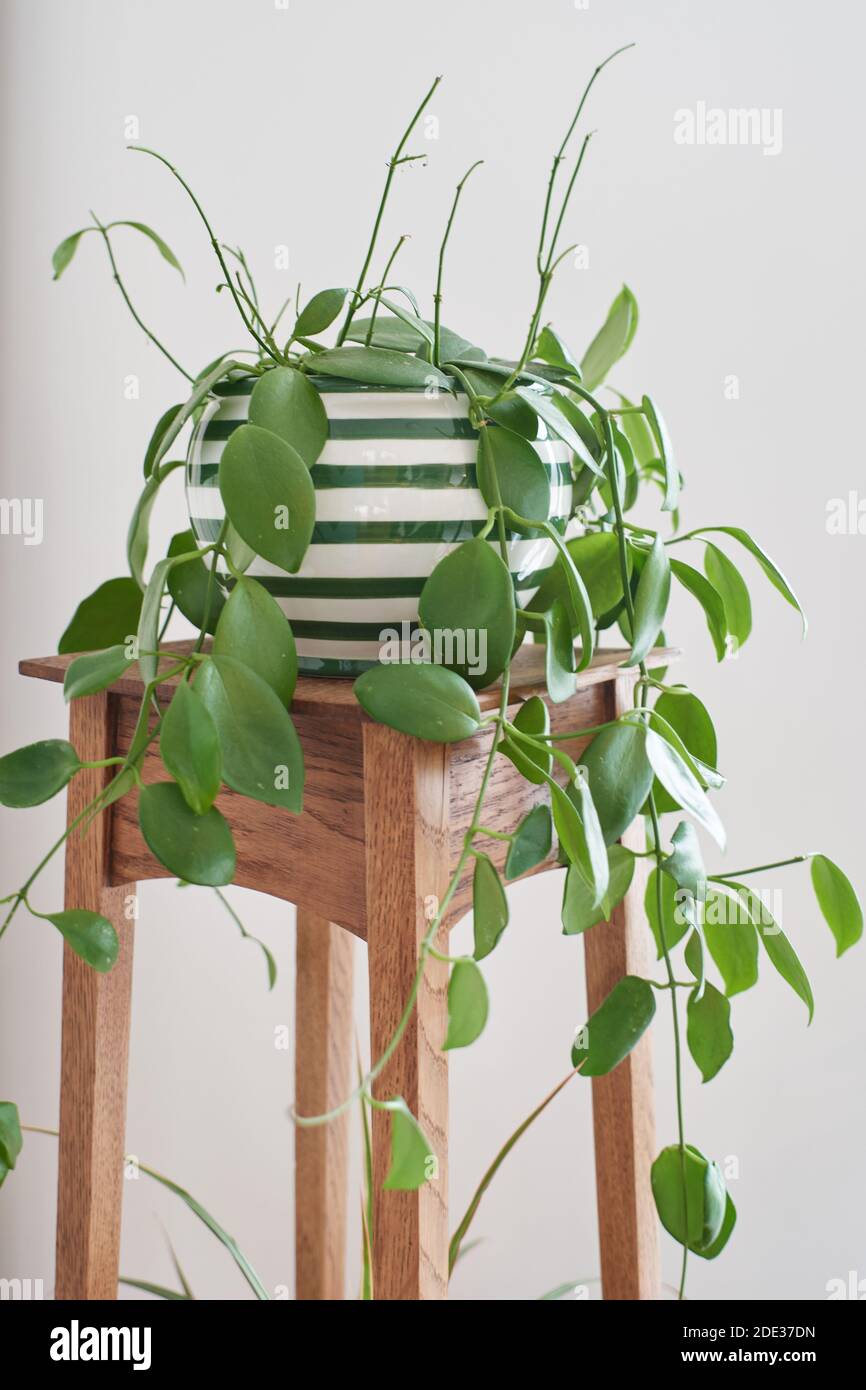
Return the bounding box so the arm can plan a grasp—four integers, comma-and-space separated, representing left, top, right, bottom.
0, 497, 43, 545
378, 622, 488, 677
674, 102, 783, 157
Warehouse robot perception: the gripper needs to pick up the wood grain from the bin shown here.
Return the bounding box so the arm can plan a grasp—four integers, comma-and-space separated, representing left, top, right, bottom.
109, 699, 368, 937
55, 692, 135, 1301
363, 723, 450, 1300
294, 913, 354, 1300
583, 673, 661, 1300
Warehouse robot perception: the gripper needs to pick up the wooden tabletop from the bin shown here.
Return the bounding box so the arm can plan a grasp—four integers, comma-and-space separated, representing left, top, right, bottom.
19, 642, 679, 717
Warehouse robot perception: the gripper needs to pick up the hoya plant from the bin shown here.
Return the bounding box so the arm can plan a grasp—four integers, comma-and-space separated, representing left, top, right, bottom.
0, 47, 861, 1300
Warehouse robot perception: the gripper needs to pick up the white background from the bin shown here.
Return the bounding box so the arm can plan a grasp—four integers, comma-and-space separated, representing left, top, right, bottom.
1, 0, 864, 1301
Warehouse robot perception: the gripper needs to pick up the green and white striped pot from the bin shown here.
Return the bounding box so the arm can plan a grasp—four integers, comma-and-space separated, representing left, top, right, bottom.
186, 376, 574, 677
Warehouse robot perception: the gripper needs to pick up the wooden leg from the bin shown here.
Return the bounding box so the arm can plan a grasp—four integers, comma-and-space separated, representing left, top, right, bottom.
56, 692, 135, 1300
294, 912, 354, 1300
583, 674, 661, 1300
363, 724, 450, 1301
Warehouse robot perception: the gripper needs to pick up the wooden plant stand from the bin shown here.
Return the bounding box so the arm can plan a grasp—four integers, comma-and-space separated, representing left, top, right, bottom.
20, 643, 668, 1302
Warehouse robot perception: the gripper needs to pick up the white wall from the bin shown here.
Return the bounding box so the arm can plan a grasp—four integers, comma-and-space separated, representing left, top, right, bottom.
1, 0, 864, 1301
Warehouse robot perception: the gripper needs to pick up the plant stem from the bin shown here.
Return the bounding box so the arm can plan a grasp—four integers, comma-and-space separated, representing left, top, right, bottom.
336, 75, 442, 345
449, 1065, 582, 1273
364, 234, 410, 347
128, 147, 281, 364
433, 160, 483, 367
596, 382, 691, 1299
708, 854, 811, 881
90, 214, 193, 381
536, 43, 635, 272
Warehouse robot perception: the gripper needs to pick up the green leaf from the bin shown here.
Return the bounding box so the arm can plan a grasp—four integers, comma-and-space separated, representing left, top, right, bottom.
166, 530, 225, 635
552, 394, 604, 473
418, 538, 515, 690
138, 781, 235, 886
688, 526, 806, 636
811, 855, 863, 956
567, 532, 627, 617
306, 345, 451, 391
138, 552, 198, 686
579, 285, 639, 391
473, 853, 509, 960
382, 1100, 436, 1191
702, 888, 759, 996
669, 558, 727, 662
645, 729, 726, 850
687, 981, 733, 1082
195, 656, 304, 812
661, 821, 707, 907
697, 1191, 737, 1260
0, 1102, 22, 1175
344, 316, 424, 352
703, 542, 752, 650
543, 599, 576, 703
651, 688, 718, 815
684, 926, 706, 997
219, 423, 315, 574
127, 461, 184, 589
59, 577, 143, 655
213, 576, 297, 706
529, 532, 627, 622
731, 883, 813, 1021
47, 908, 119, 972
292, 287, 349, 338
641, 395, 677, 512
626, 535, 670, 666
64, 645, 133, 702
515, 387, 602, 473
646, 866, 691, 958
444, 958, 489, 1050
136, 1159, 269, 1299
562, 844, 635, 936
505, 803, 552, 879
651, 1144, 727, 1254
610, 389, 657, 468
160, 681, 222, 815
476, 423, 551, 522
577, 720, 654, 844
353, 663, 481, 743
147, 359, 246, 481
0, 740, 80, 807
108, 220, 184, 278
571, 975, 655, 1076
51, 227, 93, 279
143, 404, 184, 480
248, 367, 328, 468
563, 771, 609, 905
499, 696, 551, 784
118, 1278, 190, 1301
534, 325, 580, 374
483, 391, 539, 440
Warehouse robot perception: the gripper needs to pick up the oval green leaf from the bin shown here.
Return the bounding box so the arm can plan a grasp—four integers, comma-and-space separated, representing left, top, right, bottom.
213, 576, 297, 706
194, 656, 304, 812
0, 739, 80, 808
138, 781, 236, 887
810, 854, 863, 957
473, 853, 509, 961
248, 367, 328, 468
64, 645, 133, 702
577, 720, 654, 845
59, 577, 143, 655
219, 423, 315, 574
47, 908, 119, 973
419, 538, 515, 690
443, 958, 490, 1050
354, 663, 481, 744
160, 680, 223, 815
505, 803, 552, 880
571, 975, 655, 1076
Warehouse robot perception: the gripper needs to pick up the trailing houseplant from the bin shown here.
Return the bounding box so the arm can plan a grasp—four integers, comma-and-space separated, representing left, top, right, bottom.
0, 46, 862, 1300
